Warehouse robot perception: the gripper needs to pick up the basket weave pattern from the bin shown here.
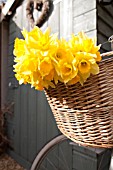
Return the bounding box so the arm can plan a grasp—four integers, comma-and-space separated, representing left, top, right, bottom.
45, 57, 113, 148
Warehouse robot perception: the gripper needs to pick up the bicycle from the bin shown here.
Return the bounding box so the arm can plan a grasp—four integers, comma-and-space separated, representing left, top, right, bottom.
30, 51, 113, 170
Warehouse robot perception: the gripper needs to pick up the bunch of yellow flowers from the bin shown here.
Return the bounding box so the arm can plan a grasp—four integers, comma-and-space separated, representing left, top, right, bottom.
13, 27, 101, 90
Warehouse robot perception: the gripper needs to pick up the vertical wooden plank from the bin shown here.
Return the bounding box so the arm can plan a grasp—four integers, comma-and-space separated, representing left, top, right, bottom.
13, 86, 21, 154
13, 5, 23, 155
7, 21, 16, 104
46, 101, 59, 141
0, 22, 1, 109
20, 85, 28, 159
22, 0, 30, 30
27, 86, 37, 162
7, 16, 18, 152
18, 1, 29, 160
60, 0, 73, 39
1, 20, 9, 109
48, 2, 60, 35
36, 91, 47, 153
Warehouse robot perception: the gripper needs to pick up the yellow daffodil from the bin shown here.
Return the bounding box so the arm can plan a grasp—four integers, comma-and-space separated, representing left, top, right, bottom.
13, 27, 101, 90
78, 59, 91, 74
39, 57, 53, 77
44, 69, 55, 81
74, 51, 100, 84
67, 75, 80, 85
79, 72, 90, 85
22, 26, 42, 40
56, 59, 78, 83
13, 38, 26, 57
51, 38, 69, 63
22, 27, 58, 56
90, 63, 99, 75
95, 51, 101, 62
78, 31, 88, 39
68, 34, 82, 53
30, 71, 44, 90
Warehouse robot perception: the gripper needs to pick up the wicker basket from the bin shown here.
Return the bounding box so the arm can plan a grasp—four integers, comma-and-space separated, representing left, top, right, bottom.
45, 55, 113, 148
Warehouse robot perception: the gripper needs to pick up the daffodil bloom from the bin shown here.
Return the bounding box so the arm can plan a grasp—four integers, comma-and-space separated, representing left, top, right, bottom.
51, 39, 69, 63
67, 75, 80, 85
13, 27, 101, 89
30, 71, 44, 90
13, 38, 26, 57
75, 52, 100, 84
44, 69, 55, 81
79, 72, 90, 85
22, 27, 58, 56
57, 59, 78, 83
39, 57, 53, 77
68, 34, 82, 53
78, 59, 91, 74
95, 51, 101, 62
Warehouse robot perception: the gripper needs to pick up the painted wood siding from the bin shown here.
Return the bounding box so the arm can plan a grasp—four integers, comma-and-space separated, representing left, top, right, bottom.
1, 20, 9, 109
97, 2, 113, 53
73, 0, 97, 37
